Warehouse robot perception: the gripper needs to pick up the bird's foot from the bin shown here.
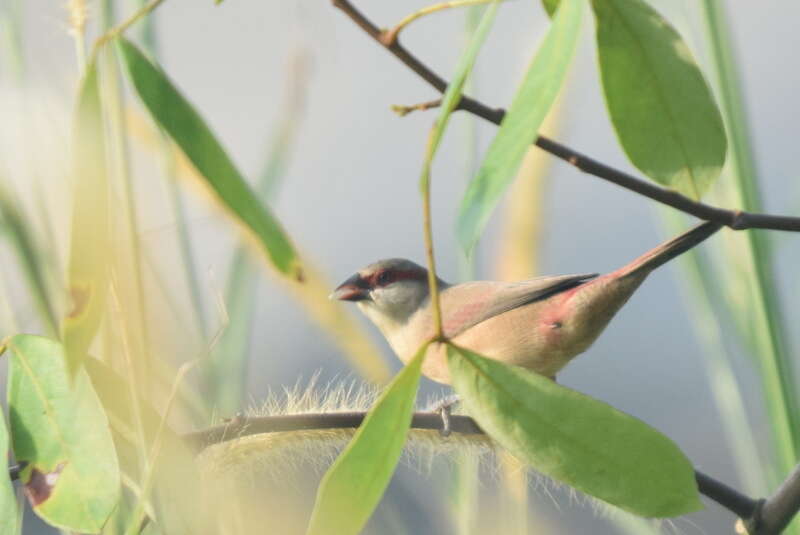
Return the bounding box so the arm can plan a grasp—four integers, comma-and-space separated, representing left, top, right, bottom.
426, 394, 461, 438
222, 411, 246, 425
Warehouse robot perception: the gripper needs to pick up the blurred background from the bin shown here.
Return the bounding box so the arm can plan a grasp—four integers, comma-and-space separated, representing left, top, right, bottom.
1, 0, 799, 533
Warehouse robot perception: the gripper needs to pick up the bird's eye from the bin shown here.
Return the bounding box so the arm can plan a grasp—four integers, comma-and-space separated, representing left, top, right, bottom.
376, 271, 392, 286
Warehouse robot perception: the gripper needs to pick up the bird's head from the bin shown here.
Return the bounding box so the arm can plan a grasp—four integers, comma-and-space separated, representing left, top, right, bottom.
331, 258, 443, 329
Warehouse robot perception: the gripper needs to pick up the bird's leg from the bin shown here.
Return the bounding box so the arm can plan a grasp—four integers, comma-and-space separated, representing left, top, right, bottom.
222, 411, 246, 425
425, 394, 461, 437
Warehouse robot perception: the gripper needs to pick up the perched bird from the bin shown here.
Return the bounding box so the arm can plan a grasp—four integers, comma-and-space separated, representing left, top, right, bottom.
332, 221, 721, 384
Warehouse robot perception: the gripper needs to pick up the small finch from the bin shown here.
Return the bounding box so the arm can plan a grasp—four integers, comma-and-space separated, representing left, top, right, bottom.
332, 221, 721, 384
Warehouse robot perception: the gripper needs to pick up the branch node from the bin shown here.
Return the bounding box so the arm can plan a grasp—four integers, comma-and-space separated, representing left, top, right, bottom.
742, 498, 766, 534
378, 28, 397, 46
730, 210, 747, 230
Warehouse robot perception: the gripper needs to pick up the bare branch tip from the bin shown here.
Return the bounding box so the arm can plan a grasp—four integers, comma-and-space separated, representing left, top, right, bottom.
391, 99, 443, 117
391, 105, 412, 117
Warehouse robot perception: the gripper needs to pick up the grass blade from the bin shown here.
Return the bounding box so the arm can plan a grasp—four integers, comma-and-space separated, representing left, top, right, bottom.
208, 56, 310, 412
0, 0, 24, 81
662, 211, 766, 496
447, 345, 702, 517
591, 0, 726, 199
456, 0, 582, 255
0, 187, 58, 336
306, 344, 428, 535
117, 38, 301, 279
700, 3, 799, 529
62, 57, 110, 375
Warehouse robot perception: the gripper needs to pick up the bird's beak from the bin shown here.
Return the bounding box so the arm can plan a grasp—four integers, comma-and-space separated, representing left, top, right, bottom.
330, 273, 370, 302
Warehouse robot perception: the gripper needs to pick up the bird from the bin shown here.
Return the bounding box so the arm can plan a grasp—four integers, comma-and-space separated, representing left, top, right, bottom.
331, 221, 721, 384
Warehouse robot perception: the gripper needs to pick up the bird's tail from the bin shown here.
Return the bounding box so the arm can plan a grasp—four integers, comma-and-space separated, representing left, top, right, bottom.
619, 221, 722, 279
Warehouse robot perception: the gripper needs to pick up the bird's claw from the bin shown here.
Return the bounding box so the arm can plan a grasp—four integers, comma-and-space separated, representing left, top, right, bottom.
223, 411, 245, 425
426, 395, 460, 438
440, 405, 452, 438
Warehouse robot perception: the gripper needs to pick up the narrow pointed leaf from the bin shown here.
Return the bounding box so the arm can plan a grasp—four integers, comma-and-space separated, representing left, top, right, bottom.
0, 187, 57, 336
424, 0, 501, 172
306, 344, 428, 535
591, 0, 726, 199
541, 0, 558, 18
117, 38, 301, 278
456, 0, 582, 254
7, 335, 120, 532
62, 57, 110, 376
447, 345, 702, 517
0, 409, 18, 535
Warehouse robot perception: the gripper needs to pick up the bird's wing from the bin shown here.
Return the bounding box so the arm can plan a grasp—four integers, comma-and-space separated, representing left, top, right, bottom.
438, 273, 597, 338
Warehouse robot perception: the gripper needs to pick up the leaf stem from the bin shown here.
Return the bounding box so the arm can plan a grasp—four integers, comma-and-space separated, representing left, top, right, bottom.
382, 0, 504, 45
420, 138, 444, 339
94, 0, 166, 52
415, 0, 501, 339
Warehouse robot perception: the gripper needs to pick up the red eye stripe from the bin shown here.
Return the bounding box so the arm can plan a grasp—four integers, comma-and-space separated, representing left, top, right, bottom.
367, 269, 426, 288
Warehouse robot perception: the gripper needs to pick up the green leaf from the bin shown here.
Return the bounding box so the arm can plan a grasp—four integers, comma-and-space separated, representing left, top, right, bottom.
0, 409, 19, 535
306, 344, 428, 535
62, 56, 110, 377
7, 335, 120, 532
591, 0, 726, 199
423, 0, 501, 180
447, 345, 702, 517
456, 0, 583, 255
541, 0, 558, 18
116, 38, 301, 279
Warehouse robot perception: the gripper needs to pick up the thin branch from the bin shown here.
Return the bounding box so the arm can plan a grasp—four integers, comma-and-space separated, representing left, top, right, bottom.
8, 410, 793, 526
331, 0, 800, 232
695, 470, 761, 520
747, 463, 800, 534
183, 412, 483, 451
182, 411, 760, 521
